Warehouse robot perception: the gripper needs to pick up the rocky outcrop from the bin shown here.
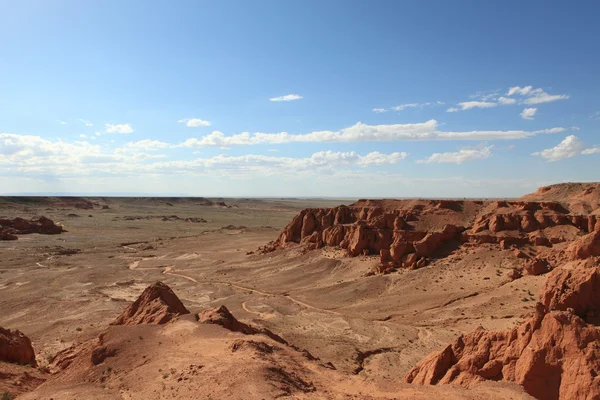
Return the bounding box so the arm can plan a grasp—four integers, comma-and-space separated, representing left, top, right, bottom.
198, 305, 287, 344
263, 197, 600, 273
568, 231, 600, 260
0, 216, 65, 240
111, 282, 190, 325
406, 304, 600, 400
405, 262, 600, 400
521, 182, 600, 213
541, 262, 600, 324
0, 327, 37, 366
261, 203, 466, 270
199, 305, 261, 335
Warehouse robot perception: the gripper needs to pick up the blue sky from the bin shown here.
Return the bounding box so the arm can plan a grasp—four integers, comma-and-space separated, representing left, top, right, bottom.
1, 0, 599, 197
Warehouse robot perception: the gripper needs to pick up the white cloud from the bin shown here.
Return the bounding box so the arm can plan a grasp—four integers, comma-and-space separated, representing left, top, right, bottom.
507, 86, 569, 105
392, 103, 418, 111
589, 111, 600, 120
469, 90, 500, 101
507, 86, 534, 96
532, 135, 584, 162
178, 118, 211, 127
105, 123, 133, 134
120, 139, 171, 151
417, 145, 493, 164
79, 134, 87, 139
58, 120, 67, 125
449, 86, 568, 112
523, 90, 569, 105
582, 146, 600, 155
374, 101, 444, 113
179, 121, 567, 148
498, 96, 516, 105
269, 94, 303, 102
446, 101, 497, 112
267, 149, 279, 152
520, 107, 537, 120
0, 133, 406, 180
79, 119, 93, 127
571, 126, 581, 131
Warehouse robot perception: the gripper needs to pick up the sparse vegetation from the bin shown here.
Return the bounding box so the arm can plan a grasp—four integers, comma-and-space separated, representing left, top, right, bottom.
1, 392, 13, 400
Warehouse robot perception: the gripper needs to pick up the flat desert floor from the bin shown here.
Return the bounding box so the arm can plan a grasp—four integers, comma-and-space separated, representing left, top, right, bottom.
0, 196, 550, 398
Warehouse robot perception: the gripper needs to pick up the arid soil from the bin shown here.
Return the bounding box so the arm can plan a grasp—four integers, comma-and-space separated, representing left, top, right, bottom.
2, 184, 599, 399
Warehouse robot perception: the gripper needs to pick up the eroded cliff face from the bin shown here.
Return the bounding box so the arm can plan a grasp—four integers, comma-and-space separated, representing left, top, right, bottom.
405, 261, 600, 400
261, 199, 600, 273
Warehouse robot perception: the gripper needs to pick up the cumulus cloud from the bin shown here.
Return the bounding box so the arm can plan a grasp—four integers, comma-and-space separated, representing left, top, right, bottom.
269, 94, 303, 102
532, 135, 584, 162
417, 145, 493, 164
520, 108, 537, 120
178, 118, 211, 127
179, 120, 566, 148
105, 123, 133, 134
446, 101, 497, 112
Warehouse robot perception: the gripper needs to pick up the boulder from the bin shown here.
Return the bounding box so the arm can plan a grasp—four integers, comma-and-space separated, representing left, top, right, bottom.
524, 258, 549, 276
0, 327, 36, 366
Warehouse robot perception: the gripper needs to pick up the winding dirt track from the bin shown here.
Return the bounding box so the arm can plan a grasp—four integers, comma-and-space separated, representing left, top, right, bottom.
127, 256, 341, 316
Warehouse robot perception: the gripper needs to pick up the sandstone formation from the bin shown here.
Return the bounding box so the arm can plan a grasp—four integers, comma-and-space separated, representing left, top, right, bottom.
521, 182, 600, 213
568, 231, 600, 260
262, 197, 600, 273
0, 327, 37, 366
541, 261, 600, 323
111, 281, 190, 325
0, 216, 65, 240
405, 261, 600, 400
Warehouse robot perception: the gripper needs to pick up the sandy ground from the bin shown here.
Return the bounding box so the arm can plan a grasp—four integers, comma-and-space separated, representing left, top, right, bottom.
0, 197, 536, 399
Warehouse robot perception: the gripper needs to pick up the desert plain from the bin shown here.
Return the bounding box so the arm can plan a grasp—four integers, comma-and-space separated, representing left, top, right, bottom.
1, 183, 600, 399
